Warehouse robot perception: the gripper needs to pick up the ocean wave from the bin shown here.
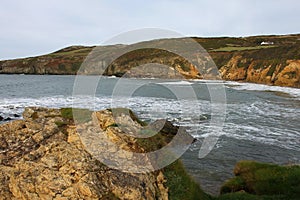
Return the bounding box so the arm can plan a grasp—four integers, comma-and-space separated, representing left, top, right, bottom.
0, 91, 299, 151
225, 81, 300, 99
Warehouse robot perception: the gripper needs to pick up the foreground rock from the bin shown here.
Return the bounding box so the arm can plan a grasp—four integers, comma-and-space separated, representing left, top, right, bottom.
0, 107, 168, 199
0, 107, 206, 200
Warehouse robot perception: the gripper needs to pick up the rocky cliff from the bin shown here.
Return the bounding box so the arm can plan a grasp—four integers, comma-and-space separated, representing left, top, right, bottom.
0, 34, 300, 87
0, 107, 207, 200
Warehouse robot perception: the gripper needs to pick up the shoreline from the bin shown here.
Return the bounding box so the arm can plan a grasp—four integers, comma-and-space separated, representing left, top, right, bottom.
1, 73, 299, 89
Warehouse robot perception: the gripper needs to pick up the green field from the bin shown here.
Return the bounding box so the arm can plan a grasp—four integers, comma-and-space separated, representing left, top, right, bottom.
210, 45, 276, 52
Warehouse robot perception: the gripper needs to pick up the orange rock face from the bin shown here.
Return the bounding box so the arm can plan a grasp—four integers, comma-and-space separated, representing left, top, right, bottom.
220, 58, 300, 88
274, 60, 300, 87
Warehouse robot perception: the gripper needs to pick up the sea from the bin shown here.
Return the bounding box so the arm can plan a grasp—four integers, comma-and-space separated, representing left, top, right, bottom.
0, 74, 299, 195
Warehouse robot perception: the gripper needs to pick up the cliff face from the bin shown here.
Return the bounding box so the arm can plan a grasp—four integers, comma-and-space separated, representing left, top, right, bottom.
1, 34, 300, 87
0, 107, 172, 200
218, 56, 300, 87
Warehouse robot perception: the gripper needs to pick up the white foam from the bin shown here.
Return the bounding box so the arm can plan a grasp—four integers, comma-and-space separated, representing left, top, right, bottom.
157, 80, 193, 85
0, 90, 299, 151
107, 75, 117, 78
191, 79, 225, 83
226, 81, 300, 99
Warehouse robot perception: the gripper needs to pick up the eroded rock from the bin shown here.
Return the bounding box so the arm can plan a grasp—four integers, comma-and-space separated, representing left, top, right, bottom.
0, 107, 170, 200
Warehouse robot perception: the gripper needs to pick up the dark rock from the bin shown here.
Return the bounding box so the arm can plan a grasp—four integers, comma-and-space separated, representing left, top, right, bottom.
4, 117, 12, 121
149, 119, 179, 136
0, 116, 3, 121
13, 114, 20, 118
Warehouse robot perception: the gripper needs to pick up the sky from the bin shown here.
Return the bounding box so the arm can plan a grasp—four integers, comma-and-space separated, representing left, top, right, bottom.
1, 0, 299, 60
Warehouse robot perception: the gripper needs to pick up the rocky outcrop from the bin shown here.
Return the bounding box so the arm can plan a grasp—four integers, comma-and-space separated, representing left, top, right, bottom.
219, 57, 300, 88
274, 60, 300, 87
0, 107, 174, 200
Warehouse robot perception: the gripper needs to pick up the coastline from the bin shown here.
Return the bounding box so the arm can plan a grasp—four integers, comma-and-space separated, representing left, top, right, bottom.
1, 73, 299, 88
1, 34, 300, 88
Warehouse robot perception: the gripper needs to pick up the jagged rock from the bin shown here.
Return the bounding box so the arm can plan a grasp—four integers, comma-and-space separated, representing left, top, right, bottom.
0, 107, 170, 200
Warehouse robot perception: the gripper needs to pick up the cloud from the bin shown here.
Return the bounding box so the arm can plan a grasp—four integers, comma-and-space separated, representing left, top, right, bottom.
0, 0, 299, 59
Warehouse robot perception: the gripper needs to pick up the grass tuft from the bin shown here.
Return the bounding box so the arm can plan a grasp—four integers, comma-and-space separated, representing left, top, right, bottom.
60, 108, 92, 123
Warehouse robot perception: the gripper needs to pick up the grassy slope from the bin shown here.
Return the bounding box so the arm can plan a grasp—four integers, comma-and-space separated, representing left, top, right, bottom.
218, 161, 300, 200
1, 34, 300, 75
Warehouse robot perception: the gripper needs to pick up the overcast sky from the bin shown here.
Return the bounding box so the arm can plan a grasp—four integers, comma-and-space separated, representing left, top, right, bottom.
1, 0, 299, 60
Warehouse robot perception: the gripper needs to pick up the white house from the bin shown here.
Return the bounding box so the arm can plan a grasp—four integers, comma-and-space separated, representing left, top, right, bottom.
261, 41, 274, 45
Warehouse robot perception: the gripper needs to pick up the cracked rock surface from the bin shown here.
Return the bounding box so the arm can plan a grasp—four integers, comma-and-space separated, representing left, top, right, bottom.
0, 107, 169, 200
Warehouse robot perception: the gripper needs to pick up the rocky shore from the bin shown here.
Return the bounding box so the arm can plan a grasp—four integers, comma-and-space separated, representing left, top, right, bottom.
0, 107, 299, 199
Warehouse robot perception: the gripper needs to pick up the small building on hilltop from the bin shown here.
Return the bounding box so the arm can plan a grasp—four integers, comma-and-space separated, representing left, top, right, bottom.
260, 41, 274, 45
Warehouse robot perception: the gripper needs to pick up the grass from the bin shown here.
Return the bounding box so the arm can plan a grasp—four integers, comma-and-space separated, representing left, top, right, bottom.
164, 160, 212, 200
211, 46, 276, 52
216, 192, 289, 200
60, 108, 92, 123
219, 161, 300, 199
168, 159, 300, 200
51, 47, 92, 56
220, 177, 246, 194
54, 121, 68, 127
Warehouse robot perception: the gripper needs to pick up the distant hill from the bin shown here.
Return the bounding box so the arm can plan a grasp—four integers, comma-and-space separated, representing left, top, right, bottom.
1, 34, 299, 87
